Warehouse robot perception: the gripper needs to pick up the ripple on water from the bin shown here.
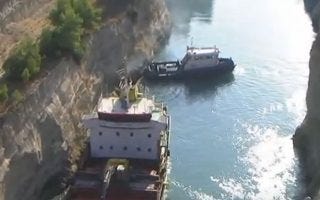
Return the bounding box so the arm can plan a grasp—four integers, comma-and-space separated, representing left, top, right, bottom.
286, 89, 307, 124
243, 125, 297, 199
171, 180, 216, 200
210, 124, 301, 199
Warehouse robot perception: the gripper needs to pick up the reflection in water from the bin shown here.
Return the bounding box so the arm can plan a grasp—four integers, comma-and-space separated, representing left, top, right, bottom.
144, 73, 234, 102
166, 0, 214, 35
183, 73, 234, 100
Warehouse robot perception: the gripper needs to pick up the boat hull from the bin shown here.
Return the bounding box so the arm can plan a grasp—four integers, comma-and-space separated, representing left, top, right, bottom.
143, 58, 235, 80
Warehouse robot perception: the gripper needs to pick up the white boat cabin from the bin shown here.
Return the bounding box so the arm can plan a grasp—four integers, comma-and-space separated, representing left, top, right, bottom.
181, 46, 220, 70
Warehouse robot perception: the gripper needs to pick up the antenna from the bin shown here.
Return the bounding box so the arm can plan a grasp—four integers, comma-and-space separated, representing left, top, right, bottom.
116, 56, 128, 78
190, 37, 194, 47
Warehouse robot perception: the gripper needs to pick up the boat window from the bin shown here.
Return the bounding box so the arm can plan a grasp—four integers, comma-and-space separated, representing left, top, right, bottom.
110, 145, 113, 150
130, 132, 134, 137
181, 54, 190, 64
148, 133, 152, 138
123, 146, 128, 151
116, 132, 120, 136
137, 147, 141, 151
99, 145, 103, 150
147, 148, 152, 152
167, 65, 176, 68
99, 132, 102, 136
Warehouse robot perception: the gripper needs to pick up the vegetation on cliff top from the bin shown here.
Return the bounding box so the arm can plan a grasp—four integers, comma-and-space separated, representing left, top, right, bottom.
41, 0, 102, 59
0, 84, 8, 102
51, 0, 102, 30
0, 0, 102, 106
4, 39, 41, 81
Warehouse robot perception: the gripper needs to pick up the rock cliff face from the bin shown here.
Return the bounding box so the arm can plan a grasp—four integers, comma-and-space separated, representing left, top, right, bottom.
294, 0, 320, 198
0, 0, 171, 199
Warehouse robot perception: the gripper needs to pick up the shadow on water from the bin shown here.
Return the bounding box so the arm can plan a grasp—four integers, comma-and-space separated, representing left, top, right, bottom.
183, 73, 235, 100
143, 73, 235, 102
166, 0, 215, 35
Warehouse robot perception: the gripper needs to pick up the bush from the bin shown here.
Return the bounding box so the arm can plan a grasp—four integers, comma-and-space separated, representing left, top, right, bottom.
55, 8, 84, 53
50, 0, 102, 30
4, 39, 41, 81
73, 0, 102, 30
42, 0, 102, 60
0, 84, 8, 102
11, 89, 24, 103
50, 0, 74, 26
41, 6, 84, 58
40, 28, 58, 57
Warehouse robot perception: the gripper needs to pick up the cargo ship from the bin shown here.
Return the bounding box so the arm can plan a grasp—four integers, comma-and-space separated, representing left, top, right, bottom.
69, 77, 171, 200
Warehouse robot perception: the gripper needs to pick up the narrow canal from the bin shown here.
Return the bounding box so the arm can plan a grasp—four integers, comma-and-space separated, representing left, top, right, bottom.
145, 0, 314, 199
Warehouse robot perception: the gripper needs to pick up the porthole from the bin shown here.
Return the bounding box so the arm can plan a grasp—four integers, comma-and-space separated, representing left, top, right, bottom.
99, 132, 102, 136
116, 132, 120, 136
137, 147, 141, 151
130, 132, 134, 137
99, 145, 103, 150
109, 146, 114, 150
123, 146, 128, 151
147, 148, 152, 152
148, 134, 152, 138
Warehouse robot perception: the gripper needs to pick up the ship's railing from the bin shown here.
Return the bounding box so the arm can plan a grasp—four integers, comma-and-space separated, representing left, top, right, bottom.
159, 114, 170, 168
187, 46, 219, 50
143, 94, 163, 111
100, 166, 115, 200
50, 187, 70, 200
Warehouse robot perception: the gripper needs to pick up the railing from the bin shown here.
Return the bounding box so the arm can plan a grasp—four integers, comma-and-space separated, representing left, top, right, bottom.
100, 167, 115, 200
50, 187, 70, 200
187, 46, 218, 50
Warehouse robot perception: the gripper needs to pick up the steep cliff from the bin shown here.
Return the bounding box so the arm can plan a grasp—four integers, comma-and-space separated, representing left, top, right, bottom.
0, 0, 171, 199
294, 0, 320, 198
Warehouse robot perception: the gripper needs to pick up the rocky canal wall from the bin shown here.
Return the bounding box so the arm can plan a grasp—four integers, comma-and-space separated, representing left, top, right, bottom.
0, 0, 171, 199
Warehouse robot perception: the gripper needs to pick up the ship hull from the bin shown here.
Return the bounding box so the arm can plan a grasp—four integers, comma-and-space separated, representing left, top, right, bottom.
143, 58, 235, 80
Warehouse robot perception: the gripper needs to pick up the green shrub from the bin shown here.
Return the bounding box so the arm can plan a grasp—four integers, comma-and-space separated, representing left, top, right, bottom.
11, 89, 24, 103
41, 7, 84, 58
73, 0, 102, 30
21, 68, 30, 82
40, 28, 58, 57
42, 0, 102, 60
50, 0, 74, 26
55, 8, 84, 53
4, 39, 41, 81
50, 0, 102, 30
0, 84, 8, 102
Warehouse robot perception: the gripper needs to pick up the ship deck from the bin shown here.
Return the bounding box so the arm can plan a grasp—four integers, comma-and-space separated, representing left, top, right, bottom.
70, 159, 163, 200
98, 97, 154, 115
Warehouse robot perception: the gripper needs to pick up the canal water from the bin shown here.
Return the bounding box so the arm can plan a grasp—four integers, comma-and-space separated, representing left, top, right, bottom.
145, 0, 314, 199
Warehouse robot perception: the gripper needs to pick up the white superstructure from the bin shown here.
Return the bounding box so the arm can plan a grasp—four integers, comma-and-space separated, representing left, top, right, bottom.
82, 78, 170, 161
181, 46, 220, 70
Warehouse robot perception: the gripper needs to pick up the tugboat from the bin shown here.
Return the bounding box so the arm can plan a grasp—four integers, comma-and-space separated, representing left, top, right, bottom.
69, 77, 170, 200
143, 46, 235, 80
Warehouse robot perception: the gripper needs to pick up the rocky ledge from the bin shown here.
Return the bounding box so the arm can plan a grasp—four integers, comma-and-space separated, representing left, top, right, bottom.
294, 0, 320, 198
0, 0, 171, 199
